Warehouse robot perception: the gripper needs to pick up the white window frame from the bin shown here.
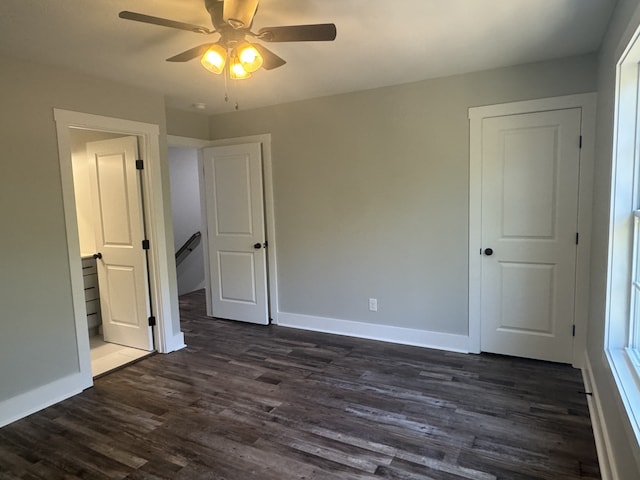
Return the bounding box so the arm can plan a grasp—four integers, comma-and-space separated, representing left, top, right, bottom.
605, 24, 640, 446
630, 211, 640, 360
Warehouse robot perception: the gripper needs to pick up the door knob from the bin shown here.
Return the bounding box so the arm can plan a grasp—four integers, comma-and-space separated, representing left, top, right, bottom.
484, 248, 494, 256
253, 243, 262, 249
93, 252, 103, 260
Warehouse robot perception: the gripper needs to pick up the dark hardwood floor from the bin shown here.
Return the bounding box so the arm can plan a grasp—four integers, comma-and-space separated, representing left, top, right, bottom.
0, 290, 600, 479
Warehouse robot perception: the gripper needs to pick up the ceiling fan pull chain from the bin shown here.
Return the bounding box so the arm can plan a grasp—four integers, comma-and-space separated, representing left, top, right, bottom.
230, 69, 240, 110
224, 67, 229, 103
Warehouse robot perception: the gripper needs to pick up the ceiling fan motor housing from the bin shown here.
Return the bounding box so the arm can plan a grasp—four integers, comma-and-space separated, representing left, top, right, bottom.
204, 0, 226, 30
205, 0, 259, 31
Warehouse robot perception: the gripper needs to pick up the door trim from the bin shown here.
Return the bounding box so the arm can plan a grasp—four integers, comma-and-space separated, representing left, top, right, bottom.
468, 93, 597, 367
168, 134, 279, 324
55, 109, 185, 388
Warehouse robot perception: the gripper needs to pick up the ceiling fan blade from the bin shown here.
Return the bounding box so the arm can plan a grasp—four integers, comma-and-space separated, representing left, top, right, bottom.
223, 0, 260, 29
253, 44, 286, 70
258, 24, 337, 42
119, 11, 215, 34
167, 44, 215, 62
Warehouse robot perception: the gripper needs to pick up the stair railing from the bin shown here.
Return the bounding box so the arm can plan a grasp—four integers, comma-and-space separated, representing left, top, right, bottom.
175, 231, 201, 266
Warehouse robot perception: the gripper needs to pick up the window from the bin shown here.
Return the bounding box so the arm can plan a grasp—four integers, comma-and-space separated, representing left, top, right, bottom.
630, 212, 640, 367
606, 25, 640, 444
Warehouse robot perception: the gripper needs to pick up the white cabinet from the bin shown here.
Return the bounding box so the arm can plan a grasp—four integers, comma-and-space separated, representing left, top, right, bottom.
81, 256, 101, 334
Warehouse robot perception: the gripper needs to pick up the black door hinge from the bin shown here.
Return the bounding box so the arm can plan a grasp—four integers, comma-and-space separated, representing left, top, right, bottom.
142, 239, 150, 250
579, 136, 583, 149
572, 325, 576, 337
136, 159, 144, 170
576, 232, 579, 245
148, 316, 156, 327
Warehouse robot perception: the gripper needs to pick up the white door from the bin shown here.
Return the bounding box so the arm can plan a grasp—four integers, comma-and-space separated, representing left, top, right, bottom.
480, 108, 581, 363
86, 136, 153, 350
202, 143, 269, 325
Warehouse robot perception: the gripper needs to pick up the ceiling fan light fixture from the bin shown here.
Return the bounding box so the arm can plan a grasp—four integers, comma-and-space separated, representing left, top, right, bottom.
200, 44, 227, 74
236, 42, 263, 73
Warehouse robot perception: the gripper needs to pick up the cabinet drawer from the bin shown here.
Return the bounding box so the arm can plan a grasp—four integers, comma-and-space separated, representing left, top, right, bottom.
83, 272, 98, 290
85, 286, 99, 302
81, 257, 97, 276
86, 298, 101, 315
87, 312, 101, 329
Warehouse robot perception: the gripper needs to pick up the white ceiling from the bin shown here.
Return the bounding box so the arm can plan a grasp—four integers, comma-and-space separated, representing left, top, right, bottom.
0, 0, 616, 114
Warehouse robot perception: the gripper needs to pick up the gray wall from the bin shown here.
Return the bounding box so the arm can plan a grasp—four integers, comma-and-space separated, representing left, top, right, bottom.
207, 54, 597, 335
587, 0, 640, 476
166, 108, 210, 140
169, 146, 205, 295
0, 53, 178, 401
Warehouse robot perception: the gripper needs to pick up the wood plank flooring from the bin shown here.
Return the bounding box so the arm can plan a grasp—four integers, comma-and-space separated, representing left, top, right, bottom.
0, 290, 600, 479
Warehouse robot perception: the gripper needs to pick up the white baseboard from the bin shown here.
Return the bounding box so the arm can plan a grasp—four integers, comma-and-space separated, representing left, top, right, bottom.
582, 352, 615, 480
164, 331, 187, 353
0, 372, 90, 428
277, 312, 469, 353
1, 331, 187, 427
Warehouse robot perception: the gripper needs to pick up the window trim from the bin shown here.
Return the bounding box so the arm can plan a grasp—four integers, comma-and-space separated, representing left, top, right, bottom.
631, 211, 640, 352
605, 22, 640, 447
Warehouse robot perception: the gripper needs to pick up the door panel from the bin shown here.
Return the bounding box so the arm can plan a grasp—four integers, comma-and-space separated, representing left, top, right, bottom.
480, 109, 581, 363
87, 136, 153, 350
501, 127, 558, 238
203, 143, 268, 325
499, 262, 555, 334
218, 251, 257, 302
104, 265, 140, 326
96, 154, 133, 244
213, 156, 254, 234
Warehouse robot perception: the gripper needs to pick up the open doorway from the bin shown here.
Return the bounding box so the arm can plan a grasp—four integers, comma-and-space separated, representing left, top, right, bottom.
69, 129, 154, 376
167, 134, 279, 324
55, 109, 185, 390
168, 145, 206, 296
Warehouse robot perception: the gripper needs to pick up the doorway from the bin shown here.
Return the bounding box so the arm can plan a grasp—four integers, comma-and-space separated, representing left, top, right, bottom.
56, 109, 184, 389
167, 134, 280, 325
468, 94, 596, 367
169, 146, 206, 296
69, 130, 154, 376
477, 108, 580, 363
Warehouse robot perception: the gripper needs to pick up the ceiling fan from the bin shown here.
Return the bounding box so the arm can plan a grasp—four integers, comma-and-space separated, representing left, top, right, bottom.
119, 0, 337, 80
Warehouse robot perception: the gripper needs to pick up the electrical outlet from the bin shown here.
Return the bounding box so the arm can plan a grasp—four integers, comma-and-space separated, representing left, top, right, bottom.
369, 298, 378, 312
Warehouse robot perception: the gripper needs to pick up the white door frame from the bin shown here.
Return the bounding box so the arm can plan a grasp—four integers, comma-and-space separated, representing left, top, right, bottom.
55, 109, 184, 388
468, 93, 596, 367
168, 134, 279, 324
